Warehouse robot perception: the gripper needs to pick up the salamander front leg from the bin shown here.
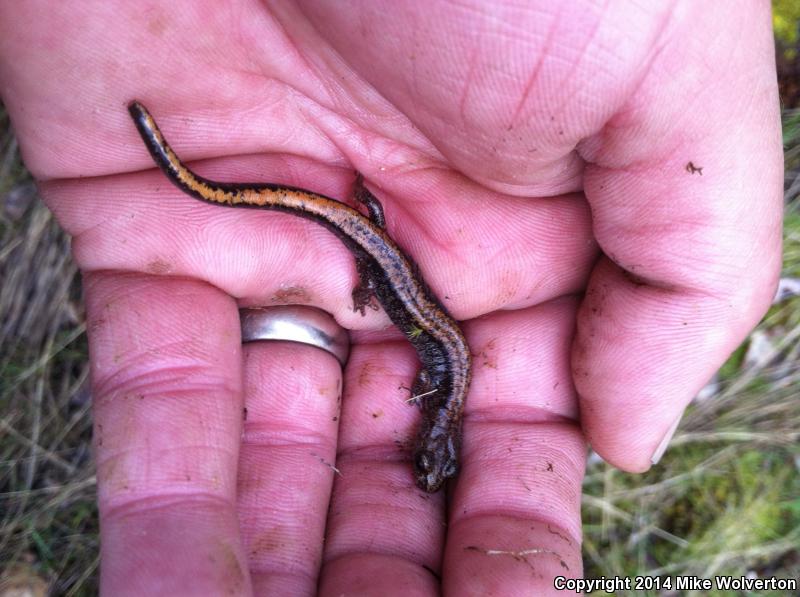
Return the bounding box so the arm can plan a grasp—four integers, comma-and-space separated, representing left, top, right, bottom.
410, 368, 436, 410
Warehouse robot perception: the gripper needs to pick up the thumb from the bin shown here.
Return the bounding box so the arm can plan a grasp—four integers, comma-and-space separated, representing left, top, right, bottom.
572, 5, 782, 471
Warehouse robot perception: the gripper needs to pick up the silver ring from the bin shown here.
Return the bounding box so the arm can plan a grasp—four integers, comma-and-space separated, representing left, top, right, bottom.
240, 306, 350, 366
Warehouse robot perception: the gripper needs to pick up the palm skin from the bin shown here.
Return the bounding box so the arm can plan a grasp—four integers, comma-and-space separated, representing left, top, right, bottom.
0, 1, 782, 595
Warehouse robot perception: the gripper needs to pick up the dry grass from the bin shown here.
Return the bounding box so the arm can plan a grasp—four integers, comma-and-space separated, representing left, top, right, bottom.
0, 105, 96, 596
1, 111, 799, 597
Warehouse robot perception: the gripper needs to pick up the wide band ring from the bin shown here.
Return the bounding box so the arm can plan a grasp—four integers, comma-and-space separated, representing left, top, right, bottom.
239, 306, 350, 366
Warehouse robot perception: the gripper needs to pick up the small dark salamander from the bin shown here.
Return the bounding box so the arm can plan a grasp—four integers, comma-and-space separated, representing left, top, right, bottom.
127, 101, 472, 492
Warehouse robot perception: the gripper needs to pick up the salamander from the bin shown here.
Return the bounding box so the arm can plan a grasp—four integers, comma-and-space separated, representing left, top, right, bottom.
127, 101, 472, 492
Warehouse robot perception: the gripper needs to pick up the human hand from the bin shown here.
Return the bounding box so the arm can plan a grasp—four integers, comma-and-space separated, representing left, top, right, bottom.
0, 1, 782, 595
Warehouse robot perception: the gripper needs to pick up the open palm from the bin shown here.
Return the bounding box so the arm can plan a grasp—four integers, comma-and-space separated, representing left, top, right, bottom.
0, 1, 782, 595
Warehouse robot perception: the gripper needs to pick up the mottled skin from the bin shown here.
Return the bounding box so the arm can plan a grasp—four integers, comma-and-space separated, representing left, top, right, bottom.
128, 101, 471, 492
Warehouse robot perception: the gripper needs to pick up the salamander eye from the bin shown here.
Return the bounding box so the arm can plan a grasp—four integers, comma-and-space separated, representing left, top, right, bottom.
414, 451, 431, 474
442, 460, 458, 479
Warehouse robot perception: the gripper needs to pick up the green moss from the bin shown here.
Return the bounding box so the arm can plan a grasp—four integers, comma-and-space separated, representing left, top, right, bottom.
774, 0, 800, 49
717, 343, 747, 381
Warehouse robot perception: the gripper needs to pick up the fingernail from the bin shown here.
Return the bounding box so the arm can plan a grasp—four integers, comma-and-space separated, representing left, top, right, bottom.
650, 414, 683, 465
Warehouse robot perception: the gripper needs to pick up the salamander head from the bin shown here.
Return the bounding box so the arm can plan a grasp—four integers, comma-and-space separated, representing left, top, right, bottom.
413, 435, 459, 493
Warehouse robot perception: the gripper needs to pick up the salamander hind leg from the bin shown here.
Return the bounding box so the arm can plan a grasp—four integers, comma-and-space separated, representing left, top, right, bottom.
353, 172, 386, 229
351, 256, 380, 316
